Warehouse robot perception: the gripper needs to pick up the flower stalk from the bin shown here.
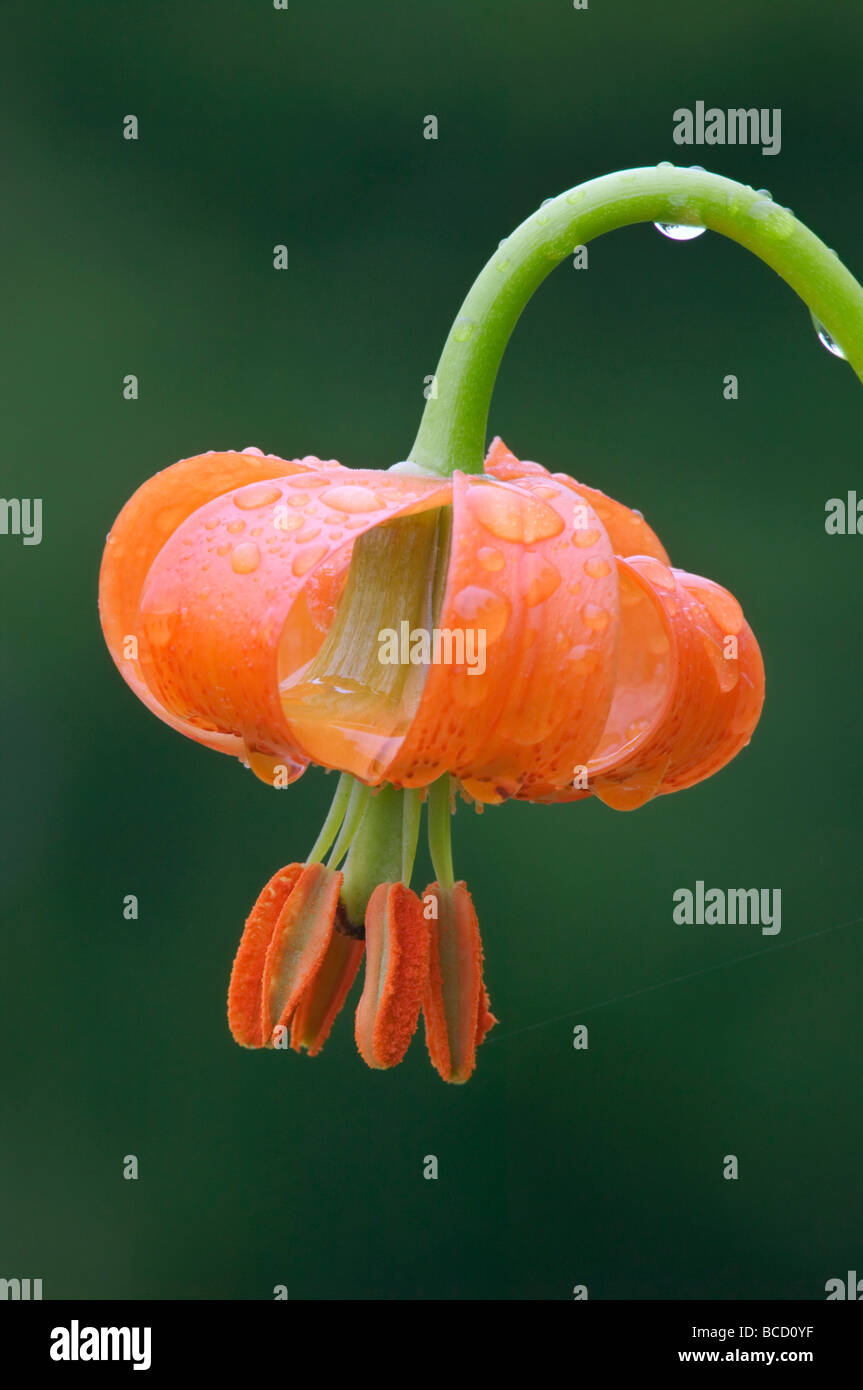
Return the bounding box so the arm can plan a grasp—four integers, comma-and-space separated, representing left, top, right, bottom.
409, 164, 863, 479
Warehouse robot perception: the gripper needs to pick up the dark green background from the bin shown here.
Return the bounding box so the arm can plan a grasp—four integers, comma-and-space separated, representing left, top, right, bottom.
2, 1, 861, 1300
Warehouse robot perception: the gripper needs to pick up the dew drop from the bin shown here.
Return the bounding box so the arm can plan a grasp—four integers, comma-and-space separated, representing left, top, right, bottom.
451, 586, 511, 644
756, 188, 772, 200
234, 483, 283, 510
583, 603, 610, 631
452, 319, 475, 342
810, 310, 847, 360
321, 485, 382, 513
241, 446, 265, 456
226, 519, 246, 534
686, 581, 743, 636
584, 556, 611, 579
477, 546, 505, 572
700, 632, 739, 692
146, 610, 179, 647
747, 198, 794, 240
216, 543, 231, 557
469, 483, 564, 543
287, 493, 309, 508
292, 544, 328, 577
565, 188, 586, 204
230, 541, 261, 574
523, 557, 561, 607
276, 512, 304, 533
496, 256, 510, 273
573, 527, 600, 548
204, 517, 220, 531
287, 474, 328, 488
296, 523, 322, 542
657, 160, 674, 169
638, 556, 676, 591
654, 221, 706, 241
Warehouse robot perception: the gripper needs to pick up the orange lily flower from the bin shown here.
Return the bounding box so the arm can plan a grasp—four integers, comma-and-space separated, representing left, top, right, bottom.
99, 434, 763, 1081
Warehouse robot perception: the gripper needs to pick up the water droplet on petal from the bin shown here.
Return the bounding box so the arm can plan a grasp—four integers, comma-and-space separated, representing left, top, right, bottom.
756, 188, 772, 199
234, 483, 283, 510
451, 586, 511, 644
657, 160, 674, 169
230, 541, 261, 574
686, 581, 743, 636
321, 485, 382, 513
565, 188, 585, 204
585, 556, 611, 579
226, 519, 246, 534
204, 517, 220, 530
700, 632, 739, 692
523, 556, 561, 607
573, 527, 600, 548
470, 483, 564, 543
583, 604, 610, 631
811, 310, 847, 359
638, 557, 676, 591
654, 221, 706, 241
241, 445, 265, 456
292, 543, 328, 577
287, 474, 328, 488
477, 546, 504, 572
216, 543, 231, 557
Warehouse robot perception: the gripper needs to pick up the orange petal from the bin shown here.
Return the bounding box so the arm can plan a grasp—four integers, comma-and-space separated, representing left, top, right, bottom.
228, 863, 305, 1048
290, 926, 364, 1056
260, 862, 343, 1044
388, 469, 619, 797
422, 881, 496, 1083
136, 469, 451, 771
590, 558, 764, 805
484, 437, 670, 563
355, 883, 430, 1069
99, 450, 332, 757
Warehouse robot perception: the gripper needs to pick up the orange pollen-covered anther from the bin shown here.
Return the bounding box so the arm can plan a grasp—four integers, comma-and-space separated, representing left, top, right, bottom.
355, 882, 430, 1070
422, 881, 497, 1084
227, 861, 353, 1051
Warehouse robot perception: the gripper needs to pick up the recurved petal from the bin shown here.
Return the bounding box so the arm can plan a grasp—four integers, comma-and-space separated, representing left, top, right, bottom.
136, 469, 451, 771
422, 881, 496, 1084
99, 450, 334, 756
355, 883, 430, 1069
589, 557, 764, 808
388, 468, 619, 798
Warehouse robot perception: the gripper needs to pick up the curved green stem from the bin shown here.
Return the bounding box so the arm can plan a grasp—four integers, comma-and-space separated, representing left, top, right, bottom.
409, 164, 863, 478
401, 788, 423, 885
327, 779, 371, 870
306, 772, 353, 864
